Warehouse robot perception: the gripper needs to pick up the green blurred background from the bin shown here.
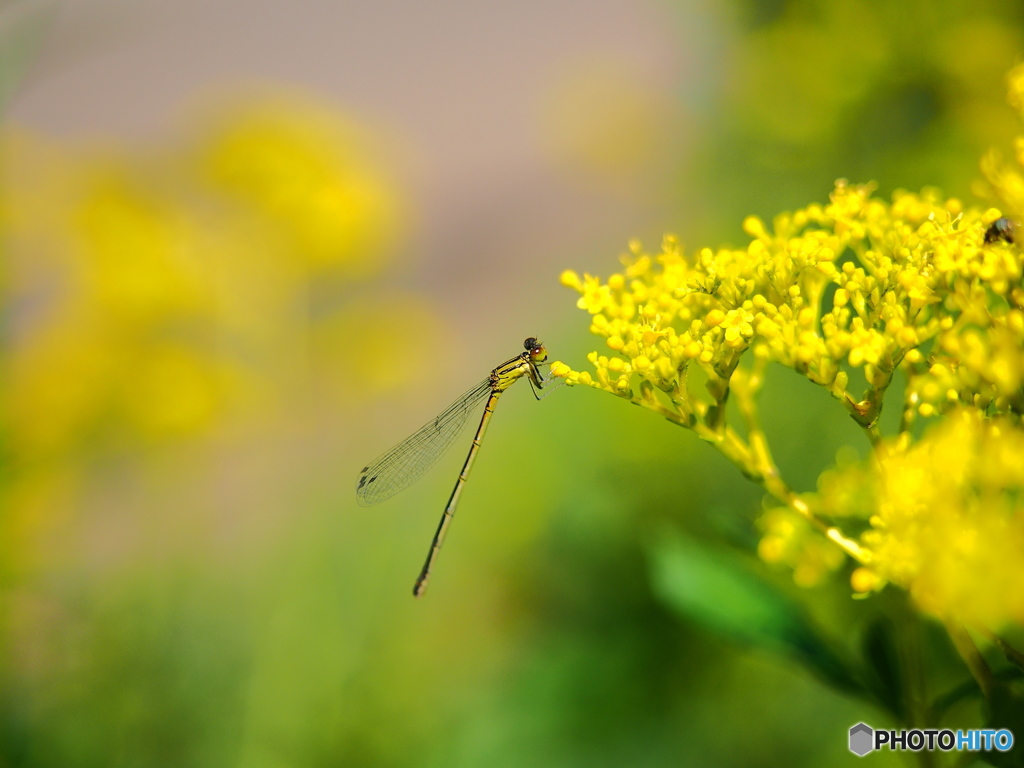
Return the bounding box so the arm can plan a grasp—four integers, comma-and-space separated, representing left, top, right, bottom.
2, 1, 1023, 766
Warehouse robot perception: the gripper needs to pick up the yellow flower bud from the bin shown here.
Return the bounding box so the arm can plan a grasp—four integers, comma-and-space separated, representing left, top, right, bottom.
559, 270, 582, 290
705, 309, 726, 327
743, 215, 767, 239
851, 568, 881, 593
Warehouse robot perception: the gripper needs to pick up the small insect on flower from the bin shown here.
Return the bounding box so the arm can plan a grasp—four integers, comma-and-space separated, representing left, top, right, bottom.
983, 217, 1015, 244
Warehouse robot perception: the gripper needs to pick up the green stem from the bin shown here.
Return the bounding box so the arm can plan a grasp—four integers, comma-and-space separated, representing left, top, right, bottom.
979, 628, 1024, 672
608, 371, 872, 565
946, 622, 996, 700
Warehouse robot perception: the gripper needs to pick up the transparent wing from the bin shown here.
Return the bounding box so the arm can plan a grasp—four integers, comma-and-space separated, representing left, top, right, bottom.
356, 379, 493, 506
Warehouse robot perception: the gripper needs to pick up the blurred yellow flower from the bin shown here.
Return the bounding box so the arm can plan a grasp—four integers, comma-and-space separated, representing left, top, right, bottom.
757, 507, 846, 588
1, 93, 420, 575
829, 410, 1024, 627
196, 94, 401, 276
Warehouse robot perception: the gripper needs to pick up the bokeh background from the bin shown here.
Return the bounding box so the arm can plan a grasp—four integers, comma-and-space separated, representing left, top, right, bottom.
3, 1, 1024, 766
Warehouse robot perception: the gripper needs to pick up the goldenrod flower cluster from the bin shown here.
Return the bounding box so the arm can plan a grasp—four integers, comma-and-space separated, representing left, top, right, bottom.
554, 66, 1024, 630
864, 410, 1024, 628
555, 182, 1019, 429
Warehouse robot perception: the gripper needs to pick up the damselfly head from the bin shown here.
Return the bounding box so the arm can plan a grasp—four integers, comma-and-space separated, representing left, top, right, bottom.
523, 337, 547, 362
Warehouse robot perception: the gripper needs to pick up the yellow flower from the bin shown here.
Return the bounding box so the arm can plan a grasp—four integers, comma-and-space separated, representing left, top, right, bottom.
557, 66, 1024, 645
560, 181, 997, 421
195, 93, 402, 276
0, 94, 413, 578
758, 507, 846, 588
850, 410, 1024, 627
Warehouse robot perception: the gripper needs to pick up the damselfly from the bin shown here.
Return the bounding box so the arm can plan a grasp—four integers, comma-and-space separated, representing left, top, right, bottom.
357, 337, 552, 597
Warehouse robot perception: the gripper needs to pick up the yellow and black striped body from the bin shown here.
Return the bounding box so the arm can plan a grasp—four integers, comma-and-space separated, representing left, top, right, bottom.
412, 338, 548, 597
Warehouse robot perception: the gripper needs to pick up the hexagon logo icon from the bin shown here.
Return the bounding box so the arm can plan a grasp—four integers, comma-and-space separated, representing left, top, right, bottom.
849, 723, 874, 756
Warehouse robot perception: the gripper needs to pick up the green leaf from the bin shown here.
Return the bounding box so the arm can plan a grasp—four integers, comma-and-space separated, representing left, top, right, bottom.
648, 531, 861, 694
862, 617, 907, 721
981, 684, 1024, 768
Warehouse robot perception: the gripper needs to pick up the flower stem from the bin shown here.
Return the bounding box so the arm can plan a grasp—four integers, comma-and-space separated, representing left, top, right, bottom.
946, 622, 996, 700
